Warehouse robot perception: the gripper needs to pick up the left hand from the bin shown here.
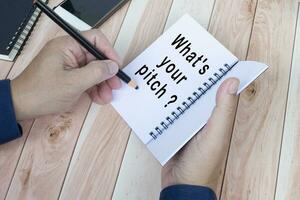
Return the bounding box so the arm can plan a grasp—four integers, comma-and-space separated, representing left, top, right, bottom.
11, 29, 122, 121
161, 78, 240, 193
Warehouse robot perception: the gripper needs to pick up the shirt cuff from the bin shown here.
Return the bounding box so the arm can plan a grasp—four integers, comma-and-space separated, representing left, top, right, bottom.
0, 80, 22, 144
160, 184, 217, 200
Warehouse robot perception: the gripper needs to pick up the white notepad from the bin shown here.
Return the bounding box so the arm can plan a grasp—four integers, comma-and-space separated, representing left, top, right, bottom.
112, 15, 268, 165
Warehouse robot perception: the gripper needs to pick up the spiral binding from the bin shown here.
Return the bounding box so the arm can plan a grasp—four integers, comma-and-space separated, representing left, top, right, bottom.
5, 20, 26, 51
149, 62, 237, 140
5, 0, 48, 60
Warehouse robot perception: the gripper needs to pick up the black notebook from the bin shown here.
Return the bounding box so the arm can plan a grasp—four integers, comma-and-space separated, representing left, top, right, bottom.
0, 0, 48, 61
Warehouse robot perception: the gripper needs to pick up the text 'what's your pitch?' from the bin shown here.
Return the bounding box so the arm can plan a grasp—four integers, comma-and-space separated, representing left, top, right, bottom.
134, 34, 211, 107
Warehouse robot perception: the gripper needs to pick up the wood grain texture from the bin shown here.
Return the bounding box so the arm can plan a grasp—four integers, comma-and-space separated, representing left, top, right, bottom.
59, 106, 130, 200
5, 95, 90, 200
58, 1, 149, 170
0, 1, 62, 198
2, 0, 300, 199
58, 2, 132, 199
275, 4, 300, 200
165, 0, 215, 29
113, 0, 150, 62
112, 0, 172, 199
60, 0, 174, 199
59, 1, 151, 199
4, 3, 130, 200
204, 0, 259, 197
221, 0, 299, 199
0, 121, 32, 200
60, 0, 149, 184
209, 0, 258, 59
112, 0, 216, 199
122, 0, 174, 66
112, 133, 162, 200
62, 1, 170, 199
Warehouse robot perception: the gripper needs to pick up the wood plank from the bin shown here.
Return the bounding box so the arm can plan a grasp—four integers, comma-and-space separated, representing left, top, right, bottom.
112, 134, 161, 200
58, 2, 150, 173
165, 0, 215, 29
221, 0, 299, 199
209, 0, 258, 60
59, 106, 130, 200
114, 0, 150, 64
0, 122, 32, 200
5, 4, 129, 200
5, 95, 90, 200
121, 0, 173, 65
112, 0, 216, 199
0, 1, 63, 198
208, 0, 259, 197
275, 4, 300, 200
59, 1, 173, 199
59, 0, 148, 178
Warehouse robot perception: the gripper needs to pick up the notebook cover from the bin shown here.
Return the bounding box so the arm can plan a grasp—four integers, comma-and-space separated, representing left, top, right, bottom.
0, 0, 33, 55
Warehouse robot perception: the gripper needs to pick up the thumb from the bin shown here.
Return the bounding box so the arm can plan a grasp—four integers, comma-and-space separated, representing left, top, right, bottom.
73, 60, 119, 91
204, 78, 240, 140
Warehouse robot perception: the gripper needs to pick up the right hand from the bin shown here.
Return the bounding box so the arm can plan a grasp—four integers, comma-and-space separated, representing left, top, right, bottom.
11, 29, 122, 121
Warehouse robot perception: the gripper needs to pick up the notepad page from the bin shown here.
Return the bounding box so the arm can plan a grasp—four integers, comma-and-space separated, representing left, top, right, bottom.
112, 15, 238, 145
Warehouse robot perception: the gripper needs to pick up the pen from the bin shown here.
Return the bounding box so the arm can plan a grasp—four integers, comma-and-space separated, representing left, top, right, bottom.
34, 0, 138, 90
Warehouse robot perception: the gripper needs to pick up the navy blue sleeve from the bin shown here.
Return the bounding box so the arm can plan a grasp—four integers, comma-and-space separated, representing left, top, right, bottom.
0, 80, 22, 144
160, 185, 217, 200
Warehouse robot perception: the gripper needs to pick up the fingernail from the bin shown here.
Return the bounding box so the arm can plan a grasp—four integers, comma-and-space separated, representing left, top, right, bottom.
228, 79, 240, 95
108, 61, 119, 75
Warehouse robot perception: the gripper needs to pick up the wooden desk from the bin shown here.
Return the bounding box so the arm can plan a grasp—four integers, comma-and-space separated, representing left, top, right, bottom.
0, 0, 299, 199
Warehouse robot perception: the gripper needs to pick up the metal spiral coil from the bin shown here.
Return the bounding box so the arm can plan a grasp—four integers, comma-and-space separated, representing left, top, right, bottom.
149, 62, 235, 140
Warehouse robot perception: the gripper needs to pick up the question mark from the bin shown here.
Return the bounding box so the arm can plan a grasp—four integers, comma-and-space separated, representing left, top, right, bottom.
164, 95, 178, 108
